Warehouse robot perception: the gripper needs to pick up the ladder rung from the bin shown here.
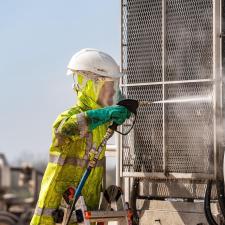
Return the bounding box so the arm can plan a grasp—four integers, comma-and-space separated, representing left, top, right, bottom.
87, 210, 127, 219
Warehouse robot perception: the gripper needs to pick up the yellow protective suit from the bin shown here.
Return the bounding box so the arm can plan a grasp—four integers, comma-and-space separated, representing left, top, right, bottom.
30, 74, 110, 225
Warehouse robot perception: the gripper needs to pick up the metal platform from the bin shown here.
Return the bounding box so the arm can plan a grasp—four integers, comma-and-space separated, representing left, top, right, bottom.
138, 200, 221, 225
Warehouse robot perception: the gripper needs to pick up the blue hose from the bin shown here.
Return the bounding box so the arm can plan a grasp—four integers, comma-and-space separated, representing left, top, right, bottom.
74, 167, 91, 202
65, 166, 92, 225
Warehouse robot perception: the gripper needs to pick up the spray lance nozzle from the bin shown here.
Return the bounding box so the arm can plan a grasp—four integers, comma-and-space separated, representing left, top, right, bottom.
117, 99, 139, 114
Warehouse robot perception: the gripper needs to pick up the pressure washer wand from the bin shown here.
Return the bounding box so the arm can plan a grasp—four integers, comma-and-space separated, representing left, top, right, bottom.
64, 126, 116, 225
64, 99, 139, 225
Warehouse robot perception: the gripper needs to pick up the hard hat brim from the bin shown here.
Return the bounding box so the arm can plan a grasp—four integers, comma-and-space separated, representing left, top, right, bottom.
66, 69, 74, 76
66, 69, 124, 78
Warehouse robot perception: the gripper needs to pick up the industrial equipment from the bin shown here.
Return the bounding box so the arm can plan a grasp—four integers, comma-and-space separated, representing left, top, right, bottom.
0, 154, 43, 225
120, 0, 225, 224
55, 185, 132, 225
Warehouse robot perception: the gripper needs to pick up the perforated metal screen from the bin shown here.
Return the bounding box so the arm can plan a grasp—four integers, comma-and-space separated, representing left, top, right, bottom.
121, 0, 222, 180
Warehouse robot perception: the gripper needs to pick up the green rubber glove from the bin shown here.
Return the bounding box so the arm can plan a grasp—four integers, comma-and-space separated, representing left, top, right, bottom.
86, 105, 131, 131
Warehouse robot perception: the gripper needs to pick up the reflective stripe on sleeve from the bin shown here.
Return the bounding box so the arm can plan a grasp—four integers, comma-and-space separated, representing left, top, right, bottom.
49, 154, 105, 167
34, 206, 56, 216
77, 112, 88, 137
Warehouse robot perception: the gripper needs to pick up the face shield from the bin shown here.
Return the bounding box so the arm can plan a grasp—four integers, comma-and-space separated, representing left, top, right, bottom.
72, 71, 123, 108
97, 78, 123, 107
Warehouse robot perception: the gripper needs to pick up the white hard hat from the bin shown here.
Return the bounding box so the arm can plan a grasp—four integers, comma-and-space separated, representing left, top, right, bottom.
66, 48, 123, 78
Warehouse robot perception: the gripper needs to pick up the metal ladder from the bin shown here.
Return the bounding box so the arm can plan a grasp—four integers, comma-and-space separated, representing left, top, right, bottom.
57, 185, 133, 225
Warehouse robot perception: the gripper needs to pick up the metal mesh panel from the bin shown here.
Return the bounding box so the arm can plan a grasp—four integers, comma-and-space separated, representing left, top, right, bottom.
122, 0, 162, 84
166, 102, 214, 173
165, 82, 213, 99
166, 0, 213, 81
121, 0, 216, 181
122, 86, 163, 173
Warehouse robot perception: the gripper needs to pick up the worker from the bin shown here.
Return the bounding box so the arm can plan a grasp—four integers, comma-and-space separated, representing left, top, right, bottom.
30, 48, 130, 225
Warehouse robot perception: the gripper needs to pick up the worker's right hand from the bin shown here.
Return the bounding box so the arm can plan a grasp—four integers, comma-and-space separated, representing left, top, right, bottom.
86, 105, 131, 131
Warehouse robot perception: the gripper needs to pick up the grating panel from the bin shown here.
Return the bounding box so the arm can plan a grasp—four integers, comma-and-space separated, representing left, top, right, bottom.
122, 0, 162, 84
166, 0, 213, 81
122, 85, 163, 173
166, 102, 214, 173
165, 82, 213, 99
121, 0, 218, 181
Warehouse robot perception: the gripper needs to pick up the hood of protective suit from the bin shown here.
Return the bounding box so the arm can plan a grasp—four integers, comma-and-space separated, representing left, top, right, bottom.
74, 72, 124, 110
75, 73, 106, 110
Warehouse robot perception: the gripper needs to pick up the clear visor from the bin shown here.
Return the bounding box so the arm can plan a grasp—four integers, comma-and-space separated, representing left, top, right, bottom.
72, 71, 123, 106
96, 78, 120, 107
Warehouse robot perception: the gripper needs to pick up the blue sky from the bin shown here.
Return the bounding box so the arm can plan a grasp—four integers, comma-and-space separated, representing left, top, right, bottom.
0, 0, 120, 163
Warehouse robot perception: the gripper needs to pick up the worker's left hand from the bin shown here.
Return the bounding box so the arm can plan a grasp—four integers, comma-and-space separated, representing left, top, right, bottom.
86, 105, 131, 131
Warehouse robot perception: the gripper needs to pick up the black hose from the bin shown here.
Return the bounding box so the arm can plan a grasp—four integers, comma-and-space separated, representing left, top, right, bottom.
215, 145, 225, 221
216, 179, 225, 222
204, 180, 219, 225
130, 178, 140, 225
